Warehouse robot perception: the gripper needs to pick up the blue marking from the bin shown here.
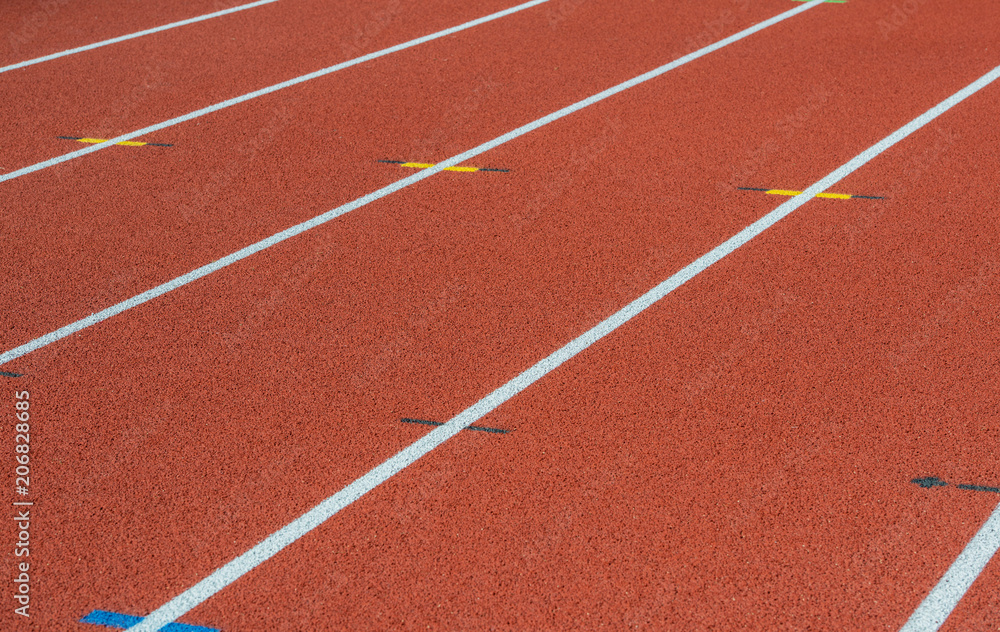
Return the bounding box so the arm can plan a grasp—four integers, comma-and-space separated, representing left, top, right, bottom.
80, 609, 220, 632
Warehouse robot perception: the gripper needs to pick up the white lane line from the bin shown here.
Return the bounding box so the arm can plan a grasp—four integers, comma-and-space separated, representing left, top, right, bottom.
0, 0, 280, 75
132, 16, 1000, 632
0, 0, 827, 369
130, 61, 1000, 632
900, 503, 1000, 632
0, 0, 551, 184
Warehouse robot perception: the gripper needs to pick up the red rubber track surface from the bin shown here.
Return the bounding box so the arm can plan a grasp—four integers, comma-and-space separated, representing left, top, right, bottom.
1, 0, 252, 63
1, 0, 998, 630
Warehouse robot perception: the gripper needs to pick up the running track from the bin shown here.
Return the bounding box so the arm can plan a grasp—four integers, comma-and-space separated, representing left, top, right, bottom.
2, 0, 999, 630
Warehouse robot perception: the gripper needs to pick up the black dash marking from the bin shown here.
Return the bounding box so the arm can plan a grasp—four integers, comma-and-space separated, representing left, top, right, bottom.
378, 159, 405, 164
737, 186, 769, 192
478, 167, 510, 173
956, 483, 1000, 494
851, 194, 886, 200
0, 371, 23, 377
401, 418, 508, 434
402, 417, 443, 428
146, 142, 173, 147
912, 477, 1000, 494
466, 424, 509, 434
57, 136, 82, 140
912, 476, 948, 488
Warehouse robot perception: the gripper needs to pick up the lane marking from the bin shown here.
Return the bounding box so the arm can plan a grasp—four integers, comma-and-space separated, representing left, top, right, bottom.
0, 0, 552, 185
0, 0, 280, 75
129, 17, 1000, 632
80, 609, 218, 632
58, 136, 172, 148
738, 186, 883, 200
913, 477, 949, 488
900, 504, 1000, 632
958, 484, 1000, 494
379, 159, 509, 173
401, 417, 509, 434
0, 371, 23, 377
0, 0, 828, 371
913, 477, 1000, 494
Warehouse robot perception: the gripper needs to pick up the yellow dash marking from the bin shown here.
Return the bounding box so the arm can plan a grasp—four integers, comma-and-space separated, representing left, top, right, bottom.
76, 137, 148, 147
400, 162, 480, 172
766, 189, 852, 199
816, 192, 852, 199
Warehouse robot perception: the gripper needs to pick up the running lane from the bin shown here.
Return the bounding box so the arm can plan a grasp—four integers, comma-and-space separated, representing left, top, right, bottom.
0, 0, 269, 66
4, 0, 823, 629
0, 0, 792, 377
135, 2, 1000, 630
0, 0, 525, 172
178, 35, 1000, 632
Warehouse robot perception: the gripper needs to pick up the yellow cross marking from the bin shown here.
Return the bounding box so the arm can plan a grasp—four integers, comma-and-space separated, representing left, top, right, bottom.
766, 189, 853, 199
400, 162, 481, 172
77, 137, 149, 146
